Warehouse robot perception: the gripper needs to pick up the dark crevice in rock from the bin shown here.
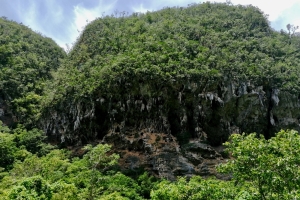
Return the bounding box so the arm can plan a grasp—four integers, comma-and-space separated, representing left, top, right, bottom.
41, 81, 300, 179
265, 88, 274, 139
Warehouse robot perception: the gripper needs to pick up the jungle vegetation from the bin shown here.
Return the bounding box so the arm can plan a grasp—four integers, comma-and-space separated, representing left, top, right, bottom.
41, 1, 300, 145
1, 122, 300, 199
0, 16, 66, 126
1, 2, 300, 199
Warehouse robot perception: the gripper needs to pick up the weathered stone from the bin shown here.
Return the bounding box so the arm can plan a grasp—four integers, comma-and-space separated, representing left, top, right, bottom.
42, 79, 300, 180
103, 129, 225, 180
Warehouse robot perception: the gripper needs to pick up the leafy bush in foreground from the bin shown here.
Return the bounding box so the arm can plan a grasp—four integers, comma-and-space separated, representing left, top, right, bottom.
1, 125, 300, 199
219, 130, 300, 199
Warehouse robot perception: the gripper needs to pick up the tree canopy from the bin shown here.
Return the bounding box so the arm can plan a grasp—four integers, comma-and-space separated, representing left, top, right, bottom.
41, 2, 300, 145
1, 119, 300, 199
50, 2, 300, 101
0, 17, 65, 126
0, 2, 300, 199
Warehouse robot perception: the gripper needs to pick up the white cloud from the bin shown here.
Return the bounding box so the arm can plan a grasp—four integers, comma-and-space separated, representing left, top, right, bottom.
212, 0, 300, 31
228, 0, 300, 22
132, 0, 201, 13
7, 0, 298, 50
21, 0, 38, 29
272, 2, 300, 31
131, 0, 300, 31
12, 0, 66, 47
44, 0, 64, 25
132, 3, 149, 13
68, 0, 118, 47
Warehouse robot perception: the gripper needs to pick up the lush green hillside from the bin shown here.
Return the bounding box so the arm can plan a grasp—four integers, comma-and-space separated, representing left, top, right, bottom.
1, 121, 299, 199
0, 17, 66, 126
1, 2, 300, 199
53, 2, 300, 98
43, 2, 300, 145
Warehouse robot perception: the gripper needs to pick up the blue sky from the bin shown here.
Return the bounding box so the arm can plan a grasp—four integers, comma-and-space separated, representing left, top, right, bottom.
1, 0, 299, 50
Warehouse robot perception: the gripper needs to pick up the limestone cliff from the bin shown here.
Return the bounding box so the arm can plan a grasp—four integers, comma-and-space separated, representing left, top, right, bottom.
40, 3, 300, 179
41, 79, 300, 178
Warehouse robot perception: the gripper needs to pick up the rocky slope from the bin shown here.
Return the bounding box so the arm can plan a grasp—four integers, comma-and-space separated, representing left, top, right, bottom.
102, 85, 300, 179
103, 127, 226, 180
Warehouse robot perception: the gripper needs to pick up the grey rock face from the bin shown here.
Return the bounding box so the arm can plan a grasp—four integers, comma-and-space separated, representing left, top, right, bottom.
0, 96, 14, 127
103, 128, 225, 180
271, 91, 300, 133
42, 79, 300, 179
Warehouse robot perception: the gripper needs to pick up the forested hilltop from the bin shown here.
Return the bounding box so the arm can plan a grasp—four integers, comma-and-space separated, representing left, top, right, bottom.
0, 17, 66, 126
43, 1, 300, 145
1, 2, 300, 199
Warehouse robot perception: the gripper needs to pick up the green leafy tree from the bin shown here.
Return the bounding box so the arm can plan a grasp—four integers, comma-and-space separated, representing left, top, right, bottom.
50, 180, 78, 200
218, 130, 300, 199
83, 144, 120, 200
13, 125, 52, 156
0, 132, 17, 170
150, 176, 238, 200
0, 121, 10, 133
0, 17, 65, 126
98, 192, 130, 200
137, 172, 158, 199
83, 144, 120, 171
8, 176, 52, 200
99, 172, 143, 200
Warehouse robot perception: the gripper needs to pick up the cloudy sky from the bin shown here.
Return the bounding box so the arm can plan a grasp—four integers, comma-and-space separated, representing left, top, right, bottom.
1, 0, 299, 50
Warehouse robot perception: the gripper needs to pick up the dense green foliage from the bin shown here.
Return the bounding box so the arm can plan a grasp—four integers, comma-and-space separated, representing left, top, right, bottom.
49, 2, 300, 102
1, 120, 300, 199
1, 1, 300, 199
0, 121, 50, 170
42, 2, 300, 144
0, 17, 65, 125
0, 123, 151, 199
219, 130, 300, 199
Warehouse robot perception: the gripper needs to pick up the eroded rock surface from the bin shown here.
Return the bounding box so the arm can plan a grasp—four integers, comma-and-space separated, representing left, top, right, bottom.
103, 127, 229, 180
0, 95, 14, 127
42, 80, 300, 179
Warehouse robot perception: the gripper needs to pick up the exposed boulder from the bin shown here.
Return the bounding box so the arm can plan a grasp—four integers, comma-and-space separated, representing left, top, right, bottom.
103, 127, 226, 180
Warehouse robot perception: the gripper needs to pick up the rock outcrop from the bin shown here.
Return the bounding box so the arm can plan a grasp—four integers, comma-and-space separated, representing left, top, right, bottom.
42, 80, 300, 179
103, 127, 226, 180
0, 94, 14, 127
39, 3, 300, 179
